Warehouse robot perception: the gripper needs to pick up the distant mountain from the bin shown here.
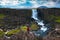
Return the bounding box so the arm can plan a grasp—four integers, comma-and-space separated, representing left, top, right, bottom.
39, 6, 48, 8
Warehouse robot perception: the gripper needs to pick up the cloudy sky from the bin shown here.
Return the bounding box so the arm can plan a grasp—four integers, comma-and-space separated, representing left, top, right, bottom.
0, 0, 60, 9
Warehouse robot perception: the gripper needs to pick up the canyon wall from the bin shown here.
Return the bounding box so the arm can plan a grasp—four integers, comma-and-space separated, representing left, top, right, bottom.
0, 8, 32, 29
37, 8, 60, 23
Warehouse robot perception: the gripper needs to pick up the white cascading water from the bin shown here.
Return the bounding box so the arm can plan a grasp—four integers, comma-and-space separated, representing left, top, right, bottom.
32, 9, 47, 32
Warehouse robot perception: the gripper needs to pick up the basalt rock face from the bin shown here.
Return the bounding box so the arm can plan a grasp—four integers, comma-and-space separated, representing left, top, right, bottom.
37, 8, 60, 23
0, 8, 32, 29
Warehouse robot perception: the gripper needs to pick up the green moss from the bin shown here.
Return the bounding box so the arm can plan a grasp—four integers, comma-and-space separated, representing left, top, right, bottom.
20, 25, 27, 32
55, 19, 60, 23
0, 30, 5, 37
54, 16, 60, 23
48, 15, 60, 23
0, 14, 6, 19
31, 23, 38, 31
6, 29, 20, 36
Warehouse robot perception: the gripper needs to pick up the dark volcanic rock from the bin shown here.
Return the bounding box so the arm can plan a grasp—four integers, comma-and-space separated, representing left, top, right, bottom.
0, 8, 32, 29
37, 8, 60, 22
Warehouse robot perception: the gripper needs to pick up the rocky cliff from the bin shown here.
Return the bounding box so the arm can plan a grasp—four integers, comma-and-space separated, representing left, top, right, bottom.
0, 8, 32, 29
37, 8, 60, 23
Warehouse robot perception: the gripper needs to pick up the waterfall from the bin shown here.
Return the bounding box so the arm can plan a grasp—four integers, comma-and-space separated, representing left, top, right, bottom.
32, 9, 38, 21
32, 9, 47, 32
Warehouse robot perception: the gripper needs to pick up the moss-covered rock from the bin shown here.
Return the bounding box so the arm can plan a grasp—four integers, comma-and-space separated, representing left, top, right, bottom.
6, 29, 20, 36
0, 14, 6, 19
31, 23, 39, 31
54, 16, 60, 23
20, 25, 27, 32
0, 30, 5, 37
